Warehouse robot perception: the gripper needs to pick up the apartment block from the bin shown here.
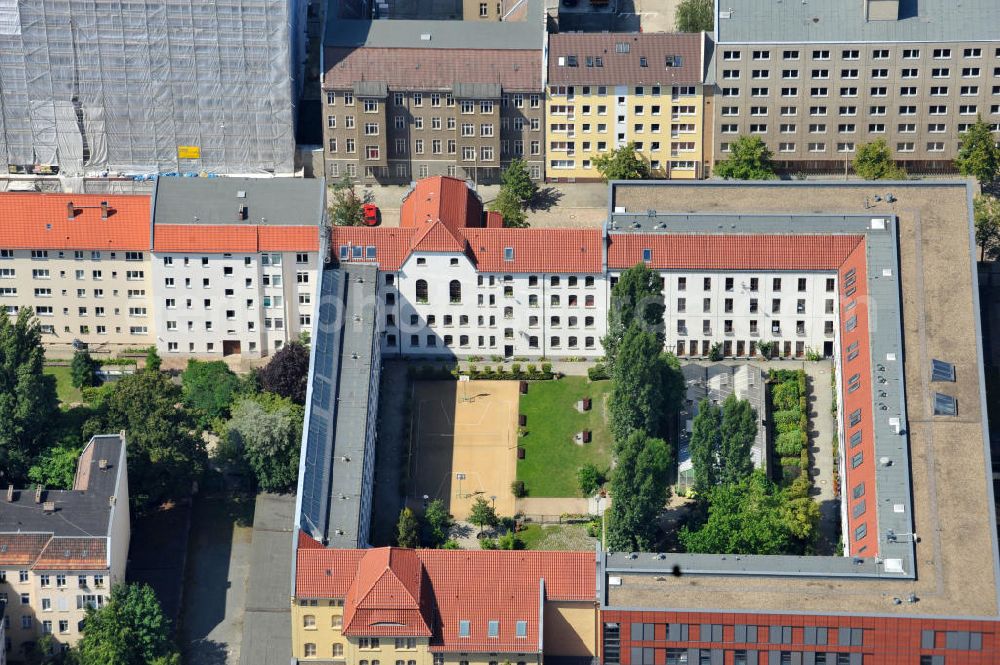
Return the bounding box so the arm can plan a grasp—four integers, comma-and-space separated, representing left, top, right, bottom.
711, 0, 1000, 172
322, 17, 545, 184
0, 194, 154, 351
547, 33, 708, 180
150, 178, 324, 358
0, 435, 129, 659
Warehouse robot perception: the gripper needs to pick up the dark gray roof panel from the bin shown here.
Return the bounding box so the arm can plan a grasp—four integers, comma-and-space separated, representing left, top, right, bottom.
152, 178, 325, 227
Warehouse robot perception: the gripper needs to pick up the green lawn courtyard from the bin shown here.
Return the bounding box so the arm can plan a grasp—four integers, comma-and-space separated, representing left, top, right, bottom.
516, 376, 613, 497
44, 365, 82, 405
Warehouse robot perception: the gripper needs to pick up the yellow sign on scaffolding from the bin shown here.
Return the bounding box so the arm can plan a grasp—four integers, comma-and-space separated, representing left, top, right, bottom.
177, 145, 201, 159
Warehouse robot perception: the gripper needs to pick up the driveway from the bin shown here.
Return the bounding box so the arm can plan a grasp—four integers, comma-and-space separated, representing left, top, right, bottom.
178, 494, 256, 665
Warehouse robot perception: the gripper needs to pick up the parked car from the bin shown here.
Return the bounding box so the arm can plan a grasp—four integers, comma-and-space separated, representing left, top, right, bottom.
362, 203, 380, 226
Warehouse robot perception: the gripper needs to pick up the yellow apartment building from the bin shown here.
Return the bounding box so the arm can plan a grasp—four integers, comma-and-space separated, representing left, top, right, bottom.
291, 541, 597, 664
545, 32, 709, 181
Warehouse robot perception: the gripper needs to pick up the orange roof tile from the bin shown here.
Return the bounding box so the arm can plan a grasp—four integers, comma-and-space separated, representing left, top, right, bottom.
463, 228, 604, 273
410, 220, 468, 253
607, 233, 864, 271
400, 177, 483, 235
330, 227, 417, 271
33, 537, 107, 570
259, 226, 319, 252
0, 533, 51, 566
0, 193, 150, 251
295, 547, 596, 651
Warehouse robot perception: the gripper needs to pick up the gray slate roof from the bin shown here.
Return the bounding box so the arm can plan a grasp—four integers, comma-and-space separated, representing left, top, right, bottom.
152, 177, 325, 227
715, 0, 1000, 44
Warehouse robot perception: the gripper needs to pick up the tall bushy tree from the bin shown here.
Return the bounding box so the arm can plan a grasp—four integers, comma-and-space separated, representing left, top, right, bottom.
224, 392, 304, 493
77, 583, 179, 665
718, 394, 757, 485
679, 471, 818, 555
606, 430, 672, 551
259, 341, 310, 405
396, 507, 420, 548
421, 498, 454, 547
490, 187, 528, 228
86, 370, 205, 508
145, 346, 162, 373
602, 262, 665, 372
28, 443, 82, 490
675, 0, 713, 32
714, 136, 777, 180
689, 398, 721, 493
329, 175, 365, 226
593, 143, 650, 181
608, 328, 683, 444
974, 194, 1000, 260
71, 350, 99, 389
181, 359, 241, 426
956, 115, 1000, 189
852, 139, 907, 180
499, 157, 537, 203
0, 308, 58, 484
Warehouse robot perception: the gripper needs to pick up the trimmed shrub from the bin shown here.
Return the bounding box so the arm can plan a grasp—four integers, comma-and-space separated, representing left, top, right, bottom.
510, 480, 527, 498
587, 363, 610, 381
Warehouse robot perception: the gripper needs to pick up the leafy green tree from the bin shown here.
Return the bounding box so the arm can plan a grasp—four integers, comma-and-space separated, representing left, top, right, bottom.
679, 471, 818, 555
606, 431, 673, 551
396, 507, 421, 548
422, 498, 454, 547
496, 531, 525, 550
145, 346, 162, 373
719, 394, 758, 485
499, 157, 537, 204
714, 135, 777, 180
224, 392, 303, 493
77, 583, 179, 665
674, 0, 713, 32
259, 341, 310, 405
329, 175, 365, 226
609, 327, 683, 444
852, 139, 907, 180
85, 369, 205, 508
974, 194, 1000, 260
468, 496, 498, 537
71, 350, 99, 389
577, 463, 606, 496
28, 443, 82, 490
593, 143, 650, 181
956, 115, 1000, 189
181, 359, 241, 426
489, 187, 528, 228
602, 263, 665, 372
689, 398, 721, 493
0, 308, 58, 484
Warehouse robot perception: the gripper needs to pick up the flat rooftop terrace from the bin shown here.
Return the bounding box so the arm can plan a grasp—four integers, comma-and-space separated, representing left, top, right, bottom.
603, 180, 998, 619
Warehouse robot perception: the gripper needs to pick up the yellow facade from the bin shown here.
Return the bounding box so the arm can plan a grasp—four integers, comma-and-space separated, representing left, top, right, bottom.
545, 83, 706, 181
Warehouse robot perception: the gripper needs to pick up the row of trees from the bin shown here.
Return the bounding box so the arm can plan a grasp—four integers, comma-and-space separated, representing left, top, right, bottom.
601, 263, 685, 551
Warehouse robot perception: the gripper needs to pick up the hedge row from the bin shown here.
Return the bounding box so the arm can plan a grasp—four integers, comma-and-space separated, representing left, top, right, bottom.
407, 363, 556, 381
769, 369, 810, 483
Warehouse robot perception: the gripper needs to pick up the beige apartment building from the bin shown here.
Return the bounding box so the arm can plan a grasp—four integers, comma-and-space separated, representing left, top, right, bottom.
0, 194, 154, 352
711, 0, 1000, 173
0, 435, 129, 660
322, 15, 545, 184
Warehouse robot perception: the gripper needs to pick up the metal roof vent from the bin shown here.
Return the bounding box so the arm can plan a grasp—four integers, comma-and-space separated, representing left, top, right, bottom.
420, 33, 431, 41
236, 190, 247, 198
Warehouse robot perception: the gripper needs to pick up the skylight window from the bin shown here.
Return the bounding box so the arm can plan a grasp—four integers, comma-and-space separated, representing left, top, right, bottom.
516, 621, 527, 638
459, 620, 470, 637
503, 247, 514, 261
933, 393, 957, 416
365, 246, 377, 259
488, 620, 499, 637
339, 246, 349, 260
642, 248, 652, 262
352, 245, 363, 259
931, 359, 955, 382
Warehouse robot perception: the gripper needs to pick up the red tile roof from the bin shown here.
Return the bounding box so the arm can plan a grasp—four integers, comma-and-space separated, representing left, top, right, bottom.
411, 220, 468, 253
0, 533, 51, 566
330, 227, 418, 271
325, 47, 543, 91
295, 547, 596, 651
463, 228, 604, 273
0, 193, 150, 251
607, 233, 864, 271
33, 537, 107, 570
343, 548, 433, 637
400, 177, 483, 235
548, 33, 704, 86
153, 225, 318, 253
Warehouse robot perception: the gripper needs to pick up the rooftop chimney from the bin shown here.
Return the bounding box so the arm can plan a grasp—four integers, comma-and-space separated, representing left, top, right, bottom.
42, 501, 55, 513
34, 485, 43, 503
100, 201, 109, 219
98, 458, 108, 471
66, 201, 75, 219
6, 484, 13, 502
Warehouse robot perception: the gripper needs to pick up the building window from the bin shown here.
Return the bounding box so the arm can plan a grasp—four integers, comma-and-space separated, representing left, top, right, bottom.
416, 280, 428, 304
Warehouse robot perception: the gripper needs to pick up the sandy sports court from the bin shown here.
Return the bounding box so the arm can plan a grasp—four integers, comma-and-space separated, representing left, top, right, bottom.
409, 380, 519, 520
